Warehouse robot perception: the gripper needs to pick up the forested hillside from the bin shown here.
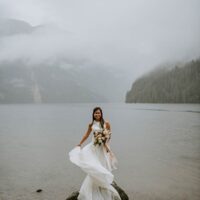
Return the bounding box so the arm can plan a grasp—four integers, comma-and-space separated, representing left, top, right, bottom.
126, 59, 200, 103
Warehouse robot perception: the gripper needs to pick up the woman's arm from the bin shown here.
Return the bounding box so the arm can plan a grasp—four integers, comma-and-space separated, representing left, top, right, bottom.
105, 121, 111, 142
77, 124, 92, 147
104, 121, 112, 152
105, 121, 111, 131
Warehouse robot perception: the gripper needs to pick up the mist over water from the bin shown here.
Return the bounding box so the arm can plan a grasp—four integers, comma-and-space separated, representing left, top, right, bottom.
0, 103, 199, 200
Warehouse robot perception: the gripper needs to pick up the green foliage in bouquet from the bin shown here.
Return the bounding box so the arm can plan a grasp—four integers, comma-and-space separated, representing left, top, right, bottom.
93, 128, 111, 146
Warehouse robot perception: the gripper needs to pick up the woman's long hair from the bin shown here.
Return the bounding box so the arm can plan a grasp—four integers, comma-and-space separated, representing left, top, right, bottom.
89, 107, 105, 129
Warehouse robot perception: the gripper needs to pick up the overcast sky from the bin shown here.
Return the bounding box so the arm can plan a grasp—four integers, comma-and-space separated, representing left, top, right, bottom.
0, 0, 200, 82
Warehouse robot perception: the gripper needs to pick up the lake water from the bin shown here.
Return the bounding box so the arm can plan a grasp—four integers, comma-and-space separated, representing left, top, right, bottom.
0, 103, 200, 200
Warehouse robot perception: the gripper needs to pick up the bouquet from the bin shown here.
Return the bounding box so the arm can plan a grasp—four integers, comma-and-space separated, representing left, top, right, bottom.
93, 128, 112, 152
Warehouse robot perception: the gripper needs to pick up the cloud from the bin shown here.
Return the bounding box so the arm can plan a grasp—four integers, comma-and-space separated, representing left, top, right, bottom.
0, 25, 84, 65
0, 0, 199, 78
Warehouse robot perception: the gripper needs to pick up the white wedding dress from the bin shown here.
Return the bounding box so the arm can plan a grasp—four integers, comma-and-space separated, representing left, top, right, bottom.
68, 120, 121, 200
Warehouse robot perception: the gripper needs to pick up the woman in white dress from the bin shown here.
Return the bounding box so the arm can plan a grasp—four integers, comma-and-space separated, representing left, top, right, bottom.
69, 106, 121, 200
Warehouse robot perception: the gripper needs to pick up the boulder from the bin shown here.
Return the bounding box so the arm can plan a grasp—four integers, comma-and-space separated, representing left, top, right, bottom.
66, 181, 129, 200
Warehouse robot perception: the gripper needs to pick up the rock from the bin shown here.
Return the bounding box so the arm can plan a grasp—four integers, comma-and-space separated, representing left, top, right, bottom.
111, 181, 129, 200
36, 189, 43, 193
66, 181, 129, 200
66, 191, 79, 200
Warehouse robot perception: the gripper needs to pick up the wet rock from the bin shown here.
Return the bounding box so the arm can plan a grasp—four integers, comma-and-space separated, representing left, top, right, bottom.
66, 181, 129, 200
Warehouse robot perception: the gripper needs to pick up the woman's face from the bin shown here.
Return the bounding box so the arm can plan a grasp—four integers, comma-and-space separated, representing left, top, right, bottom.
94, 109, 101, 121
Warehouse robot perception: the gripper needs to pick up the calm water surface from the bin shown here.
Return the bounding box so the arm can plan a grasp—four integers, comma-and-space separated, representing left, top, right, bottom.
0, 103, 200, 200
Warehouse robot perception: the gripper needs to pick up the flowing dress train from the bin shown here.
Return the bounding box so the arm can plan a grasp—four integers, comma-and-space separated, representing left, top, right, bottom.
68, 120, 121, 200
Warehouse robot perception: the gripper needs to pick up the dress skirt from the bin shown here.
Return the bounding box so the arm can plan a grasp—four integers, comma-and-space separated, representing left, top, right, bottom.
68, 140, 121, 200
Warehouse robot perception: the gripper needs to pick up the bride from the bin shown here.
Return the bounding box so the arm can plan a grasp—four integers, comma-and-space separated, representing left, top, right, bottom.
68, 106, 121, 200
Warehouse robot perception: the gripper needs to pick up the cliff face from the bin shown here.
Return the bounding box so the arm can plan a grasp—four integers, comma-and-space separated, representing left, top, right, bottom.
126, 59, 200, 103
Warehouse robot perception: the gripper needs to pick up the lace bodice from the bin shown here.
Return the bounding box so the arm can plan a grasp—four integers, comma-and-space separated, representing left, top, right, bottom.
91, 120, 110, 144
91, 120, 104, 132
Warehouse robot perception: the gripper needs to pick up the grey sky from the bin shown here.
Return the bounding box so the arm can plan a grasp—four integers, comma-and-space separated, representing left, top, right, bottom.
0, 0, 200, 81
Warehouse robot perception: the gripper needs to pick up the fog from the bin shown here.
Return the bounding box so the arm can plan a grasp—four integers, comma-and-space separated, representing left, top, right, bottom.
0, 0, 200, 93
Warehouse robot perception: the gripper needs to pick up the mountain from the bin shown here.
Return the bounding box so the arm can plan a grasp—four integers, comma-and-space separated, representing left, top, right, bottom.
0, 60, 109, 103
0, 18, 129, 103
125, 59, 200, 103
